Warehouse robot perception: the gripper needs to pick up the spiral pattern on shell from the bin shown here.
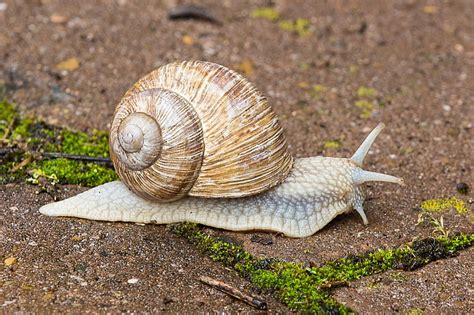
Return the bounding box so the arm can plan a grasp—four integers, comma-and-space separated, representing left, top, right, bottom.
109, 60, 293, 202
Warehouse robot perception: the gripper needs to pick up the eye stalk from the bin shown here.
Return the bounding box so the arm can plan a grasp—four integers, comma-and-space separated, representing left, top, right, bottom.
350, 122, 404, 186
348, 123, 404, 225
352, 168, 404, 186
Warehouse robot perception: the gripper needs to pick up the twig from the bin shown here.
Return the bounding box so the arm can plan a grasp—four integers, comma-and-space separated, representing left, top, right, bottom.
0, 148, 113, 167
40, 152, 113, 166
1, 118, 15, 143
199, 276, 268, 310
10, 155, 33, 172
168, 5, 221, 24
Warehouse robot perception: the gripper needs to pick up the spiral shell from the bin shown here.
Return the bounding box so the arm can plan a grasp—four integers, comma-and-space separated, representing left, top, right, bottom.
109, 60, 293, 201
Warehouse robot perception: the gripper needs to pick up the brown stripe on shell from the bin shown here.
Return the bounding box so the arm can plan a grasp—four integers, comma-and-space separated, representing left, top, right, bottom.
110, 88, 204, 201
119, 60, 293, 198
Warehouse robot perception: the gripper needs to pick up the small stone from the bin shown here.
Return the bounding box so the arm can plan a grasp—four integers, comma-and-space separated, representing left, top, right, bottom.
50, 14, 68, 24
182, 35, 194, 45
234, 60, 254, 77
4, 257, 17, 266
42, 292, 54, 301
454, 44, 464, 53
74, 262, 88, 273
250, 234, 273, 245
56, 57, 80, 71
127, 278, 139, 284
50, 86, 75, 103
456, 182, 469, 195
423, 5, 438, 14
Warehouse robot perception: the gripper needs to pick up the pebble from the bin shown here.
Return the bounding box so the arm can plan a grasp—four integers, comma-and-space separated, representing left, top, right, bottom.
50, 14, 68, 24
442, 105, 451, 112
250, 234, 273, 245
4, 257, 17, 266
456, 182, 469, 195
128, 278, 139, 284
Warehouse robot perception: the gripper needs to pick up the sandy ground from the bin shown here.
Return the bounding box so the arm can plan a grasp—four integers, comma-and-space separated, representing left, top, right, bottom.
1, 0, 473, 313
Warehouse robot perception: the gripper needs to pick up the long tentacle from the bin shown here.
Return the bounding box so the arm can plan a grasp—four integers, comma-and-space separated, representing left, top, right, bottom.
353, 169, 404, 186
351, 123, 385, 166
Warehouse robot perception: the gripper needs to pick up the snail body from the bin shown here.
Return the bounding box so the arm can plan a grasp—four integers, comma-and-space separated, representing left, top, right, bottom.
39, 61, 403, 238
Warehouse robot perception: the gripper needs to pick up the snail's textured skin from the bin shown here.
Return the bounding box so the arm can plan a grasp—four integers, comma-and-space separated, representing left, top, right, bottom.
40, 157, 365, 237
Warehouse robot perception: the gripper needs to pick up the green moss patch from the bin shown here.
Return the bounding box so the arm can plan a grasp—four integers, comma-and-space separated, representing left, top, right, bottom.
33, 159, 117, 186
251, 7, 311, 37
172, 223, 473, 313
323, 140, 342, 150
420, 197, 469, 215
353, 86, 384, 119
356, 87, 378, 99
0, 100, 116, 187
251, 8, 280, 21
354, 100, 374, 119
279, 18, 311, 37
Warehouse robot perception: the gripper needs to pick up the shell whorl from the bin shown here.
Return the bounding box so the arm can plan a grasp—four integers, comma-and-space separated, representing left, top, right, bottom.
110, 88, 204, 201
116, 111, 162, 170
110, 60, 293, 201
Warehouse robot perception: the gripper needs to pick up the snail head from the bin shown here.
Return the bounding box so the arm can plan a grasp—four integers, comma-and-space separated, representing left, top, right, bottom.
348, 123, 404, 224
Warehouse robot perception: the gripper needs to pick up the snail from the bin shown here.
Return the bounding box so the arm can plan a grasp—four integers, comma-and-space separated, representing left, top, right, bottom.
39, 60, 404, 238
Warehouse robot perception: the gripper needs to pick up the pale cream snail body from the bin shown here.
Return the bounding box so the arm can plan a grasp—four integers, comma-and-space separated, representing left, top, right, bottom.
39, 61, 403, 237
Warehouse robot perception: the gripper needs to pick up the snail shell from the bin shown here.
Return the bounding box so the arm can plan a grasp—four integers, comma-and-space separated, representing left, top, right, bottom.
109, 61, 293, 202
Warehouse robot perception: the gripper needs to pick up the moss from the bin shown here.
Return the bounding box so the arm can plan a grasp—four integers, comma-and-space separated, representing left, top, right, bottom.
172, 223, 473, 313
353, 87, 382, 119
420, 197, 469, 215
0, 100, 17, 135
32, 159, 117, 186
323, 140, 342, 150
356, 87, 377, 98
349, 65, 359, 74
59, 129, 109, 157
354, 100, 374, 119
279, 18, 311, 37
0, 161, 29, 185
438, 233, 473, 252
251, 8, 280, 21
0, 99, 115, 186
171, 223, 352, 313
251, 9, 310, 37
406, 309, 424, 315
311, 84, 328, 99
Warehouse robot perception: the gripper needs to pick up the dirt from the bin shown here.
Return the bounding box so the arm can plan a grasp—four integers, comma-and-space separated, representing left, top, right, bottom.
1, 0, 473, 313
333, 247, 474, 313
1, 184, 286, 312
